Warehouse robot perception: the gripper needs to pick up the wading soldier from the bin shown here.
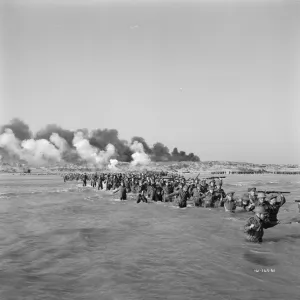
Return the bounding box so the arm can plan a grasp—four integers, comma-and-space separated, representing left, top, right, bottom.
162, 181, 173, 202
191, 184, 203, 207
263, 193, 286, 229
201, 186, 218, 208
82, 173, 88, 187
223, 192, 237, 212
215, 182, 226, 207
113, 181, 127, 200
165, 185, 189, 208
244, 206, 267, 243
239, 188, 257, 211
137, 181, 148, 204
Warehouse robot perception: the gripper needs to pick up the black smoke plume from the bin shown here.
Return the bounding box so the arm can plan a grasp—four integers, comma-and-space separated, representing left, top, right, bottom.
131, 137, 152, 154
0, 118, 32, 140
152, 142, 171, 161
171, 147, 200, 162
35, 124, 74, 148
89, 129, 133, 162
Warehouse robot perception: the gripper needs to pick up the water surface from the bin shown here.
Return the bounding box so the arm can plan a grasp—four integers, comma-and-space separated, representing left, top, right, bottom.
1, 174, 300, 300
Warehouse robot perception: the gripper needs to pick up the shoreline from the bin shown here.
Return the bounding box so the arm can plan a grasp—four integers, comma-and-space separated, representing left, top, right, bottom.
1, 161, 300, 176
1, 171, 300, 176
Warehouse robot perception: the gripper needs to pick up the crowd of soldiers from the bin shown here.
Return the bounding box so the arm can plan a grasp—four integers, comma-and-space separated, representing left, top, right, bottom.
63, 171, 231, 208
63, 171, 290, 243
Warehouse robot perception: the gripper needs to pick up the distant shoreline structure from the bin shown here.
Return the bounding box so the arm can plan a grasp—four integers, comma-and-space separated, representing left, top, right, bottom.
1, 161, 300, 176
1, 172, 300, 176
211, 171, 300, 175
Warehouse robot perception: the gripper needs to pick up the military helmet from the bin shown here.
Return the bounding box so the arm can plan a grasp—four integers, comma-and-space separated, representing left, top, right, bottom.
257, 192, 266, 199
215, 179, 222, 186
269, 194, 278, 201
241, 195, 249, 202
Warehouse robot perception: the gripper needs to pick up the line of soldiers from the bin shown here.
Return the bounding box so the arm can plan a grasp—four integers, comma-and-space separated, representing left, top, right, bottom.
63, 171, 232, 208
63, 171, 290, 243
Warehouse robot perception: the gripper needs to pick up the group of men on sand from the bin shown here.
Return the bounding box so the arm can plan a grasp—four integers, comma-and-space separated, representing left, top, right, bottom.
63, 171, 290, 243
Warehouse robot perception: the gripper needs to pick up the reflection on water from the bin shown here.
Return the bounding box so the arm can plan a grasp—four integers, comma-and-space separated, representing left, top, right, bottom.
0, 174, 300, 300
243, 251, 278, 267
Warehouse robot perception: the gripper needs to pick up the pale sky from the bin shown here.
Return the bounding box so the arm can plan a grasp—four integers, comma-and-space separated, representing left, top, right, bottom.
1, 0, 299, 164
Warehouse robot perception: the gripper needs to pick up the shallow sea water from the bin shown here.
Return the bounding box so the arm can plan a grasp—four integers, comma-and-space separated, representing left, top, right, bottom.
0, 174, 300, 300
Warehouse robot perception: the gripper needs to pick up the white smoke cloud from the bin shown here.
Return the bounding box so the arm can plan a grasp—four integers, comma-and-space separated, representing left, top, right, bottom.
130, 141, 151, 167
73, 131, 115, 167
21, 139, 62, 165
108, 159, 119, 171
0, 128, 23, 157
0, 128, 67, 166
0, 128, 116, 167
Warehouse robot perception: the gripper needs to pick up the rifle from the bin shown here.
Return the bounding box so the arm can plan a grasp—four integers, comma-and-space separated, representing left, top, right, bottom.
257, 191, 290, 194
203, 176, 226, 180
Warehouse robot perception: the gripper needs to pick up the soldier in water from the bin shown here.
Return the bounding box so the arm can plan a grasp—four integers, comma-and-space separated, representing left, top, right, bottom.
239, 188, 257, 211
201, 185, 218, 208
165, 185, 190, 208
223, 192, 237, 213
82, 173, 88, 187
244, 206, 267, 243
199, 179, 208, 194
162, 181, 173, 202
113, 181, 127, 200
190, 184, 203, 207
215, 181, 226, 207
263, 193, 286, 229
137, 181, 148, 204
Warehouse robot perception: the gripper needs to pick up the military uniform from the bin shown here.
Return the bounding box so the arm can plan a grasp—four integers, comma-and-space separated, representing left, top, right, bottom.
125, 180, 131, 193
244, 215, 265, 243
215, 187, 226, 207
114, 186, 127, 200
98, 177, 103, 190
165, 189, 189, 208
191, 186, 203, 207
82, 173, 88, 187
223, 192, 236, 212
188, 184, 195, 195
137, 183, 147, 203
130, 180, 136, 193
91, 173, 98, 188
147, 183, 156, 201
154, 185, 163, 201
162, 183, 173, 202
209, 179, 216, 187
256, 199, 271, 224
200, 180, 208, 194
263, 195, 286, 229
201, 190, 219, 208
239, 188, 258, 211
